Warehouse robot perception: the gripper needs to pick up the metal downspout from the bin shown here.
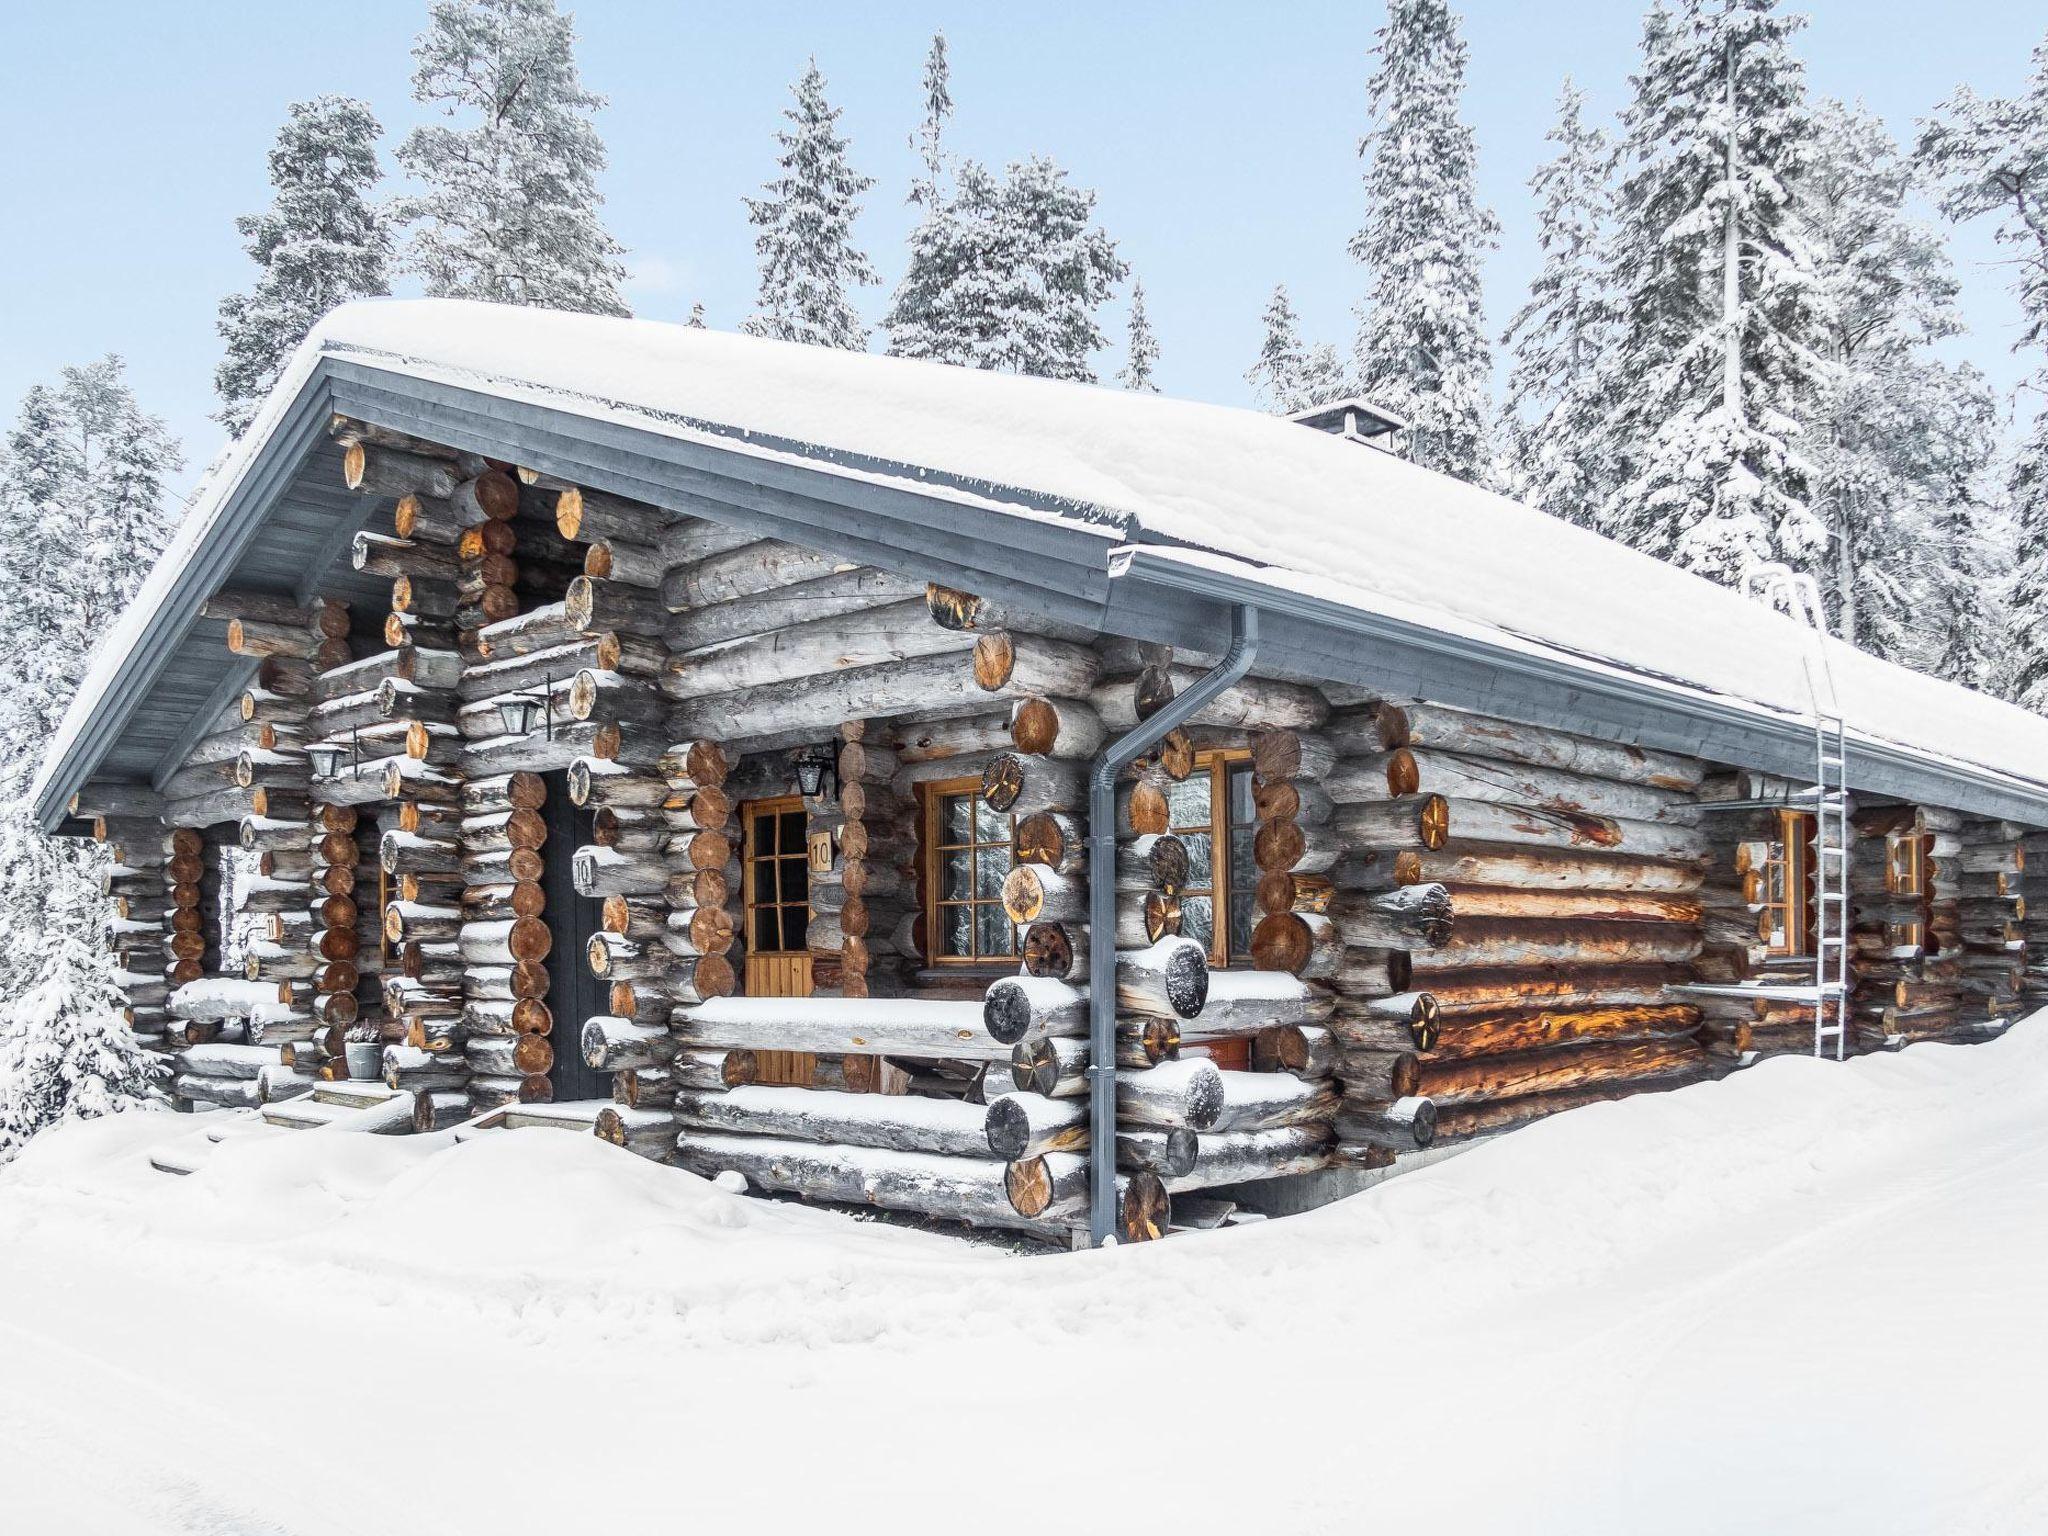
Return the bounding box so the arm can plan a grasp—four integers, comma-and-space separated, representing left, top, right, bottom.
1086, 602, 1259, 1244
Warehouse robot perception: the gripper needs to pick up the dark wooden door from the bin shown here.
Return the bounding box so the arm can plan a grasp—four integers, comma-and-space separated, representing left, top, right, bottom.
541, 770, 608, 1102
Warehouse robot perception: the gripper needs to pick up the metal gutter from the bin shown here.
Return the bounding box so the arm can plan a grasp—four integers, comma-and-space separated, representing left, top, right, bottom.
1085, 602, 1258, 1245
1108, 546, 2048, 829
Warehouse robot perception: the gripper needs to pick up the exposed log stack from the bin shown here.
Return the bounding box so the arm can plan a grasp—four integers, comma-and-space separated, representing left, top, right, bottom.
1951, 816, 2024, 1033
2023, 829, 2048, 1008
835, 725, 914, 999
1326, 699, 1716, 1148
76, 783, 173, 1049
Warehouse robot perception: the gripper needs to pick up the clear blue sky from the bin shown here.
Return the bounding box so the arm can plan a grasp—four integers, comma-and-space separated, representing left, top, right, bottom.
2, 1, 2040, 493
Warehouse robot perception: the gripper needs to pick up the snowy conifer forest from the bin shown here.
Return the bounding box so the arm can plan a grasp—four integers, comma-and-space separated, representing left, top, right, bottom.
2, 0, 2044, 1159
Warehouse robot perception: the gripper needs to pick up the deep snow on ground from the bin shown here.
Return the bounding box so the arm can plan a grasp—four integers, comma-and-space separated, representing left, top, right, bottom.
4, 1023, 2047, 1536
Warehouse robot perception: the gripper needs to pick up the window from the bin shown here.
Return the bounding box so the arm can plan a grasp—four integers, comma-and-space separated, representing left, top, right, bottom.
743, 799, 810, 955
1884, 829, 1927, 951
1165, 753, 1261, 967
925, 781, 1016, 963
1762, 809, 1816, 958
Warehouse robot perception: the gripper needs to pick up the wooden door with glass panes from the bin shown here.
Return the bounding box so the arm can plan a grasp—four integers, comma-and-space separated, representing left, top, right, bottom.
742, 796, 814, 1084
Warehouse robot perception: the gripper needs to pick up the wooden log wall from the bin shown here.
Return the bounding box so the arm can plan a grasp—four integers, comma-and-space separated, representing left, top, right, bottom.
1325, 699, 1718, 1148
1950, 816, 2024, 1035
75, 782, 173, 1049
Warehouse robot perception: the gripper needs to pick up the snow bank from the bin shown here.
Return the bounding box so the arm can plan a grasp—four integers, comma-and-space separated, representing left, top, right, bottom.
6, 1020, 2048, 1532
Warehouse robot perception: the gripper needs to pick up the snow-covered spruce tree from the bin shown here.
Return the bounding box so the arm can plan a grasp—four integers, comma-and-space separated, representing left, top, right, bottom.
1799, 99, 1980, 654
1498, 80, 1616, 525
742, 60, 878, 350
1910, 369, 2005, 688
686, 302, 706, 329
1246, 284, 1345, 413
1119, 279, 1159, 392
215, 96, 390, 436
1349, 0, 1498, 479
0, 917, 163, 1163
886, 34, 973, 363
1920, 30, 2048, 706
1597, 0, 1826, 584
986, 157, 1126, 382
397, 0, 629, 316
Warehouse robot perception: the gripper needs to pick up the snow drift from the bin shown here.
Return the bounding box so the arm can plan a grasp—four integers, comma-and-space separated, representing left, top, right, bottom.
4, 1017, 2047, 1533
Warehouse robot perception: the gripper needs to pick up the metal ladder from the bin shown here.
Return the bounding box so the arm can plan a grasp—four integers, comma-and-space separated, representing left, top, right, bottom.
1743, 564, 1852, 1060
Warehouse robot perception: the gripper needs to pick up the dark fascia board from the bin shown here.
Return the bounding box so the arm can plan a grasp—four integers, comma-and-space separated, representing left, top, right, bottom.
33, 376, 337, 829
1108, 547, 2048, 827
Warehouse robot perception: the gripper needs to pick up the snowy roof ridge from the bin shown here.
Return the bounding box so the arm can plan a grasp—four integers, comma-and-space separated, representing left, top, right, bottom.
32, 297, 2048, 822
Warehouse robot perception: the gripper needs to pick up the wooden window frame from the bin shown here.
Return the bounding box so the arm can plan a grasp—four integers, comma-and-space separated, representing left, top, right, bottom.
920, 778, 1018, 967
742, 795, 811, 959
1763, 808, 1817, 959
1168, 750, 1259, 969
1884, 829, 1928, 951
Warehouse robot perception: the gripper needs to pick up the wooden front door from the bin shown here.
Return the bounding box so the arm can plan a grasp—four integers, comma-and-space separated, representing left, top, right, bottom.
741, 796, 814, 1084
541, 770, 608, 1102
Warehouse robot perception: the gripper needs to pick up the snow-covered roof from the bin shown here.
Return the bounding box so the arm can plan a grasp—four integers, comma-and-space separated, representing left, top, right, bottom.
33, 297, 2048, 825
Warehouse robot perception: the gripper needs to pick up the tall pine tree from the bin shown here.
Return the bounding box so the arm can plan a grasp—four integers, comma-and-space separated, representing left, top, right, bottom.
985, 157, 1125, 382
743, 60, 878, 350
1246, 284, 1344, 413
1498, 81, 1616, 525
1350, 0, 1498, 479
215, 96, 390, 435
397, 0, 629, 316
1921, 31, 2048, 706
886, 34, 973, 362
1597, 0, 1826, 584
0, 364, 180, 1146
1119, 279, 1159, 392
1800, 99, 1982, 654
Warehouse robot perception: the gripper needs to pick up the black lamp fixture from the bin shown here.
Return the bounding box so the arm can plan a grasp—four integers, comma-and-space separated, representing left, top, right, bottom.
793, 742, 838, 799
498, 674, 556, 740
307, 727, 361, 781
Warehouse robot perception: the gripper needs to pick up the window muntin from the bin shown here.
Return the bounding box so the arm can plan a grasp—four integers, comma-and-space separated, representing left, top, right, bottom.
927, 781, 1016, 963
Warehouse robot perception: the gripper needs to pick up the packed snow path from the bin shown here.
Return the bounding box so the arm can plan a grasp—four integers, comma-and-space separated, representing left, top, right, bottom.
5, 1022, 2047, 1535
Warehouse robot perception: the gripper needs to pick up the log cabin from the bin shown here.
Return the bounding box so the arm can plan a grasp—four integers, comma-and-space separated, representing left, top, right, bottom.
29, 299, 2048, 1246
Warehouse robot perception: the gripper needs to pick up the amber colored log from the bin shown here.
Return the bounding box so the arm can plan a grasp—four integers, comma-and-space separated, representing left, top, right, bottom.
1428, 1004, 1703, 1060
1440, 885, 1704, 924
1413, 1038, 1710, 1107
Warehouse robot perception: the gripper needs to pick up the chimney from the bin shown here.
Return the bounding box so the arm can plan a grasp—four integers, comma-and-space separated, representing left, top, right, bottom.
1287, 396, 1409, 457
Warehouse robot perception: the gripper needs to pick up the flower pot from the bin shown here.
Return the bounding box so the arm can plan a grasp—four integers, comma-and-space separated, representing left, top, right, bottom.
345, 1041, 384, 1082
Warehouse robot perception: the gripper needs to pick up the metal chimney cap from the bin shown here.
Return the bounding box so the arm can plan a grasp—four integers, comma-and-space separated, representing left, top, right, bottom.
1286, 396, 1410, 441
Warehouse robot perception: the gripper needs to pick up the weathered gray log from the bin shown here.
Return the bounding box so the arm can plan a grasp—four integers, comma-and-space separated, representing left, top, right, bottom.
672, 996, 1003, 1060
1164, 1125, 1335, 1192
1331, 748, 1699, 826
1116, 1057, 1225, 1130
665, 567, 923, 650
1207, 1070, 1339, 1132
1347, 702, 1706, 791
1334, 1095, 1438, 1152
664, 597, 976, 696
1115, 938, 1210, 1020
675, 1085, 992, 1157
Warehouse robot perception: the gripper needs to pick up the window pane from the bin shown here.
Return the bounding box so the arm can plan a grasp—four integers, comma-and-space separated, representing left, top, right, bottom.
783, 909, 808, 950
941, 904, 973, 957
779, 812, 805, 854
974, 798, 1008, 844
778, 858, 807, 903
1230, 827, 1257, 892
976, 846, 1010, 900
941, 794, 973, 845
976, 903, 1015, 958
1182, 894, 1215, 953
1229, 764, 1255, 824
1166, 776, 1211, 828
943, 849, 975, 902
753, 907, 780, 950
1181, 831, 1214, 884
1229, 890, 1258, 962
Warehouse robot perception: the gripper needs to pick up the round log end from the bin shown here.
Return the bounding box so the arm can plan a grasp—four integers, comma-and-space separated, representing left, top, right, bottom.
1162, 940, 1210, 1020
722, 1049, 758, 1088
1012, 1038, 1059, 1096
1119, 1173, 1170, 1242
1127, 780, 1169, 836
1005, 1155, 1055, 1218
1021, 921, 1076, 980
1409, 993, 1441, 1051
983, 976, 1034, 1046
972, 630, 1016, 691
1011, 696, 1059, 756
981, 752, 1025, 813
556, 485, 584, 538
1000, 865, 1048, 926
341, 440, 366, 490
984, 1094, 1033, 1160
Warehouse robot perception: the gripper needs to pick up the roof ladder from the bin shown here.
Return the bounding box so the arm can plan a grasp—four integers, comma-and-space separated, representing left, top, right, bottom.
1675, 565, 1851, 1058
1747, 564, 1851, 1061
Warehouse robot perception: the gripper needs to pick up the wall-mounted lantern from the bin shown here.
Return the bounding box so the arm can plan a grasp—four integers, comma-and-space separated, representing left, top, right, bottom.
498, 675, 556, 740
793, 742, 838, 799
